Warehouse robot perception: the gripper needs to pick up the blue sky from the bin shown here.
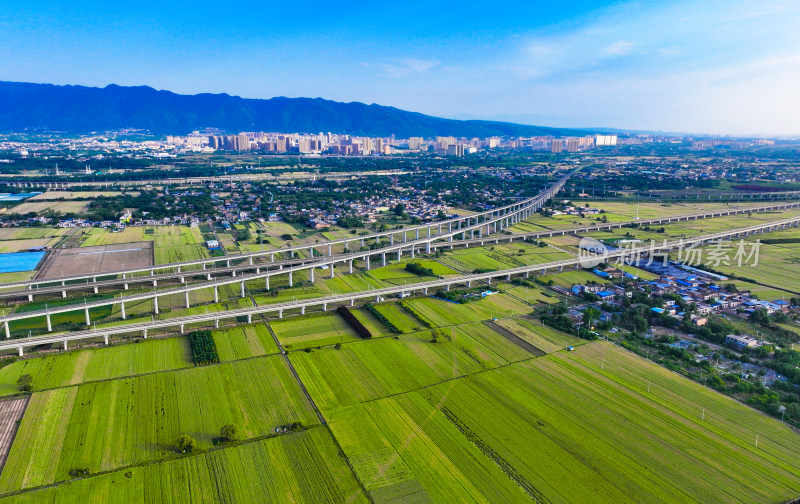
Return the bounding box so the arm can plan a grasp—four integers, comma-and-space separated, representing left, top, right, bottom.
1, 0, 799, 135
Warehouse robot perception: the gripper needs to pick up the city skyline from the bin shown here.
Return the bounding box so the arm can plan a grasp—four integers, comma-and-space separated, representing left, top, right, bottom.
1, 0, 799, 136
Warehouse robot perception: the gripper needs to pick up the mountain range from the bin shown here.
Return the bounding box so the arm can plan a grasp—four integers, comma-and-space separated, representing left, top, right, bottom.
0, 81, 586, 138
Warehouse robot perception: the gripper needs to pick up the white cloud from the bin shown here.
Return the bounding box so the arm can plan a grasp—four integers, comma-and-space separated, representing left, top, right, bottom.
363, 58, 440, 78
602, 40, 635, 56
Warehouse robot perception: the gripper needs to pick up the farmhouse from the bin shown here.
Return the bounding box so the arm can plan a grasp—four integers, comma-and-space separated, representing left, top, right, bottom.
724, 334, 761, 350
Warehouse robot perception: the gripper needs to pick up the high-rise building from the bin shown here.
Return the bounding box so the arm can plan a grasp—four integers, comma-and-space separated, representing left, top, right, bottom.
436, 136, 457, 150
595, 135, 618, 146
566, 138, 580, 152
447, 144, 465, 157
237, 133, 250, 151
551, 139, 563, 153
408, 137, 423, 150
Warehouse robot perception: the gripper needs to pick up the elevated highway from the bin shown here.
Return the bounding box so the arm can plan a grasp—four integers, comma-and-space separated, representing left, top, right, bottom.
2, 213, 799, 351
2, 168, 578, 293
3, 199, 799, 301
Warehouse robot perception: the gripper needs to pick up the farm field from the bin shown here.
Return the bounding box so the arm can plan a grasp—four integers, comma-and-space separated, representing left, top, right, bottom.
291, 326, 522, 412
211, 324, 279, 361
437, 243, 571, 272
400, 294, 531, 327
0, 238, 59, 253
79, 226, 208, 264
494, 282, 560, 304
494, 317, 584, 353
328, 393, 529, 503
271, 312, 361, 350
370, 302, 425, 333
4, 201, 89, 214
0, 355, 316, 491
510, 201, 784, 234
0, 428, 368, 504
420, 341, 800, 504
0, 336, 192, 396
0, 228, 70, 241
509, 200, 796, 234
37, 242, 153, 279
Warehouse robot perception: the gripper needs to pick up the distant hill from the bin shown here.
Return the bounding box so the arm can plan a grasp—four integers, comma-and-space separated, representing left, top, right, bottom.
0, 81, 587, 138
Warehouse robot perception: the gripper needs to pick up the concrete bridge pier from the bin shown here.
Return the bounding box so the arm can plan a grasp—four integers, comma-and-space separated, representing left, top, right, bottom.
330, 264, 335, 279
365, 257, 370, 270
120, 302, 126, 319
322, 303, 327, 312
382, 253, 386, 267
17, 346, 23, 357
27, 294, 33, 302
153, 296, 159, 315
85, 307, 91, 326
247, 314, 252, 324
288, 271, 293, 287
278, 309, 283, 319
62, 290, 67, 298
301, 306, 305, 315
310, 268, 314, 283
265, 276, 270, 290
214, 286, 219, 303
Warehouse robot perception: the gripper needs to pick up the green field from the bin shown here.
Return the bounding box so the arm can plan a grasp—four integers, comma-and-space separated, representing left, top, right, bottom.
329, 394, 528, 503
271, 312, 361, 350
291, 330, 492, 412
400, 294, 531, 327
80, 226, 208, 264
0, 428, 367, 504
0, 356, 316, 491
211, 324, 280, 361
438, 243, 571, 272
494, 317, 584, 352
419, 341, 800, 503
371, 302, 426, 333
0, 337, 192, 396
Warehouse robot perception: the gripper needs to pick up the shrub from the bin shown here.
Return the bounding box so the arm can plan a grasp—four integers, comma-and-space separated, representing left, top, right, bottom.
176, 434, 197, 453
337, 306, 372, 339
16, 374, 32, 392
188, 330, 219, 365
406, 262, 435, 276
220, 424, 239, 442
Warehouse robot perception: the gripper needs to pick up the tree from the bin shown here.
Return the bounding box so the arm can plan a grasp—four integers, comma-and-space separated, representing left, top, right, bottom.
393, 203, 405, 216
176, 434, 197, 453
220, 424, 239, 442
16, 374, 32, 392
584, 306, 601, 326
751, 308, 770, 326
